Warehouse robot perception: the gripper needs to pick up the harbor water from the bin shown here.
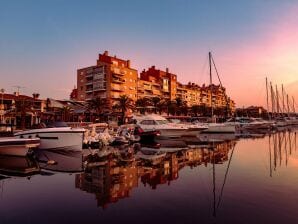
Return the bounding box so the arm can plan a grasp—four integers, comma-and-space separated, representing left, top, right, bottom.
0, 128, 298, 224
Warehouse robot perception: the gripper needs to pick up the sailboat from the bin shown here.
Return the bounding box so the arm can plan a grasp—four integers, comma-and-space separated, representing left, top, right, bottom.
201, 52, 236, 134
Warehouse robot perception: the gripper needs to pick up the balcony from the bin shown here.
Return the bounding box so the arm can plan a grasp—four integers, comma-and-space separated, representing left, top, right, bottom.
85, 82, 93, 86
111, 87, 123, 92
85, 73, 93, 78
93, 87, 106, 91
85, 89, 93, 93
112, 78, 125, 84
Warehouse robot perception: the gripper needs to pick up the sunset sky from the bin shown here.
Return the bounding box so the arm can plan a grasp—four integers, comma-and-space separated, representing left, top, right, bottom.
0, 0, 297, 108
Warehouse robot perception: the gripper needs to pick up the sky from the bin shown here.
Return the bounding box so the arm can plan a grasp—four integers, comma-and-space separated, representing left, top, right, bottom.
0, 0, 297, 108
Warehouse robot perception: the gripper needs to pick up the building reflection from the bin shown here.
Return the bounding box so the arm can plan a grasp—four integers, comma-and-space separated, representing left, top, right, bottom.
75, 140, 236, 209
75, 152, 139, 209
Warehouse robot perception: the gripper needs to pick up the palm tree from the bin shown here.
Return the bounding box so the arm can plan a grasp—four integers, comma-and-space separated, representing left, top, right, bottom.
114, 95, 134, 124
174, 97, 188, 115
191, 105, 200, 116
136, 98, 150, 114
150, 97, 161, 113
86, 97, 106, 122
14, 98, 33, 129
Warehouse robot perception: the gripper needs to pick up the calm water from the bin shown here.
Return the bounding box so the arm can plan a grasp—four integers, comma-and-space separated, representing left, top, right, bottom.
0, 128, 298, 224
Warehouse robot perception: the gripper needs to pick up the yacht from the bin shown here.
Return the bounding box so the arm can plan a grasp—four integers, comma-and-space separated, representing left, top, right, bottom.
132, 114, 207, 138
14, 122, 85, 151
226, 117, 273, 130
202, 122, 236, 134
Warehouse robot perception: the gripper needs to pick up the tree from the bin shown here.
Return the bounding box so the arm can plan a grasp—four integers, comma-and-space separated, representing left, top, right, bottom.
150, 97, 161, 114
86, 97, 106, 121
14, 98, 33, 129
136, 98, 150, 114
113, 95, 134, 124
174, 97, 188, 116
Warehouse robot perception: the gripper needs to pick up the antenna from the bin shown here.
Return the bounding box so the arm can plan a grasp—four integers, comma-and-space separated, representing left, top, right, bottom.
12, 85, 26, 95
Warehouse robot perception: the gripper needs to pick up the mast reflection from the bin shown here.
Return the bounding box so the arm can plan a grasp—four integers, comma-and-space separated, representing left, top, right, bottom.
75, 141, 237, 209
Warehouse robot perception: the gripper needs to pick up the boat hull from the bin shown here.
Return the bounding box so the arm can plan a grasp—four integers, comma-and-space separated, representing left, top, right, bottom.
15, 128, 84, 151
202, 124, 236, 134
0, 138, 40, 156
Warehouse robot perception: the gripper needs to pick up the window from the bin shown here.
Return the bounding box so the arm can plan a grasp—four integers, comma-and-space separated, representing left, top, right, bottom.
80, 86, 83, 90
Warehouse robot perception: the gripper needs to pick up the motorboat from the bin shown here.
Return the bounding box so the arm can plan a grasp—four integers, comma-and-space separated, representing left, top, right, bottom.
226, 117, 272, 130
83, 123, 113, 149
110, 124, 141, 146
14, 122, 85, 151
132, 114, 207, 138
0, 137, 40, 156
201, 122, 236, 134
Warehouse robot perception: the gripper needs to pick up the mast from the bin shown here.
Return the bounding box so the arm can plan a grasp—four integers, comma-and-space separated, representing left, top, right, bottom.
281, 84, 285, 116
275, 85, 280, 116
266, 78, 270, 120
292, 96, 296, 114
209, 52, 214, 119
287, 94, 290, 117
270, 82, 275, 118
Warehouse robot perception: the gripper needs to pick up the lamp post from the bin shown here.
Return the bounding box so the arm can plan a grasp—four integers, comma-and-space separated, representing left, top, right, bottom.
0, 88, 4, 124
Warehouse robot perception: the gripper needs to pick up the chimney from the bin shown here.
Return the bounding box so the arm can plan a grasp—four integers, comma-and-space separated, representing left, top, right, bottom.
103, 50, 109, 56
166, 67, 169, 73
14, 92, 19, 97
32, 93, 40, 99
127, 60, 131, 68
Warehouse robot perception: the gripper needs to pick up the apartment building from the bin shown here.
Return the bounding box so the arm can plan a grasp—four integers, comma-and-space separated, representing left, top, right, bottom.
75, 51, 235, 112
77, 51, 138, 108
139, 66, 177, 101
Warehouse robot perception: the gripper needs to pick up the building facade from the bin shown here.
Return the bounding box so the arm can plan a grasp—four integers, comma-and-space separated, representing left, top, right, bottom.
139, 66, 177, 101
77, 51, 138, 108
75, 51, 235, 113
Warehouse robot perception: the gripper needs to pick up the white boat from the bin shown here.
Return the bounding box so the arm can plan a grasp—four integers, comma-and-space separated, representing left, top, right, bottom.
14, 127, 85, 151
202, 123, 236, 133
133, 114, 207, 138
226, 117, 272, 130
0, 138, 40, 156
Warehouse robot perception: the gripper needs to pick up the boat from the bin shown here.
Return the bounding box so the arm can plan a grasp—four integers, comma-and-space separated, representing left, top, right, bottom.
226, 117, 273, 130
202, 123, 236, 133
132, 114, 207, 138
0, 137, 40, 156
14, 122, 85, 151
83, 123, 113, 149
201, 52, 236, 134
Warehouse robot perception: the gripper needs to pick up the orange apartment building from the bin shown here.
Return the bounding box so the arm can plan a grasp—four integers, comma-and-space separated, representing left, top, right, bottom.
75, 51, 235, 112
77, 51, 138, 108
138, 66, 177, 101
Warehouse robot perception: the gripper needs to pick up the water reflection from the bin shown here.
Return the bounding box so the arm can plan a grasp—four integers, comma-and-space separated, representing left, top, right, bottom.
75, 140, 236, 209
269, 129, 297, 176
0, 155, 39, 177
0, 128, 298, 224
